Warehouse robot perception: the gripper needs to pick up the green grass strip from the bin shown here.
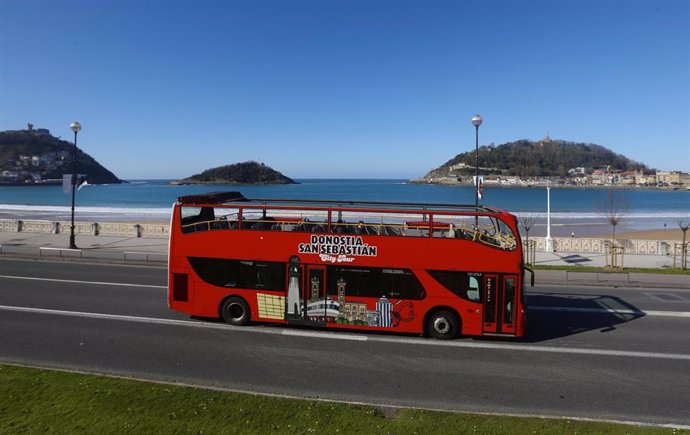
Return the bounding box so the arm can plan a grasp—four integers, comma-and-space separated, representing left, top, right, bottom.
0, 364, 685, 434
531, 265, 690, 275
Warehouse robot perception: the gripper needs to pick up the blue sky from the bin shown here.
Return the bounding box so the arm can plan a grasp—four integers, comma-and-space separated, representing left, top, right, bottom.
1, 0, 688, 179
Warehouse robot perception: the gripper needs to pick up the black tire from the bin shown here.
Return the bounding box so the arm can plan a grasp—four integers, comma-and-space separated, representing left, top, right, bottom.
427, 310, 459, 340
221, 297, 250, 326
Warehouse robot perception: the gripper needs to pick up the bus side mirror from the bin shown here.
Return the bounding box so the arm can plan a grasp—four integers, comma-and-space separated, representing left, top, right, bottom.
525, 267, 535, 287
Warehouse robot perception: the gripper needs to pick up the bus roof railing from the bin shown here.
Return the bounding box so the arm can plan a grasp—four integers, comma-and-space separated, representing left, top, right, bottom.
177, 191, 506, 215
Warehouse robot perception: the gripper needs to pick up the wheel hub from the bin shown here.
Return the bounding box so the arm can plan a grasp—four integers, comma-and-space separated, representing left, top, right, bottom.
228, 303, 244, 319
433, 317, 450, 334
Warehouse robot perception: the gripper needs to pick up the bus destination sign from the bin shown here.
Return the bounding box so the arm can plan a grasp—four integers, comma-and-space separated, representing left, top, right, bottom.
297, 234, 378, 263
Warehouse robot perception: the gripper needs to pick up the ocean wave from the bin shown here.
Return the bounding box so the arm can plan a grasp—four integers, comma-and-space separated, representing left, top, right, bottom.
0, 204, 171, 217
512, 211, 690, 219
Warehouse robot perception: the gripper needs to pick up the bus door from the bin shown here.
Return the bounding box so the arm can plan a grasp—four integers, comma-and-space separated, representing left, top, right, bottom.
500, 276, 517, 335
482, 274, 518, 335
285, 256, 327, 326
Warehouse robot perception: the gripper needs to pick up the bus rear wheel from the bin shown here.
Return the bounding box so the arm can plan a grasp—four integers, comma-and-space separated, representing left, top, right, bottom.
427, 310, 459, 340
221, 297, 250, 326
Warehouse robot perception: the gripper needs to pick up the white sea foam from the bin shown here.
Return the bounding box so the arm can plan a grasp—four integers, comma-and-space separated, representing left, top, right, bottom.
0, 204, 171, 221
512, 211, 690, 219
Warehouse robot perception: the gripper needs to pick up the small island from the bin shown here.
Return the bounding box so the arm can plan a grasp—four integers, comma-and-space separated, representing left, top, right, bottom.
174, 161, 297, 185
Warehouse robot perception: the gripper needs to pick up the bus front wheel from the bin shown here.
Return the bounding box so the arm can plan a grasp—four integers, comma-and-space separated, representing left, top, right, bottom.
427, 310, 459, 340
221, 297, 250, 326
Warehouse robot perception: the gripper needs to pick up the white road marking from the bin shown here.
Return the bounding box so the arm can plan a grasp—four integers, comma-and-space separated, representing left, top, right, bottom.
282, 329, 368, 341
0, 274, 166, 289
371, 335, 690, 361
530, 306, 690, 318
2, 304, 690, 361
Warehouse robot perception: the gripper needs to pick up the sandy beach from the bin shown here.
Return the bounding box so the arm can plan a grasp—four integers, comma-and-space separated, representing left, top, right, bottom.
599, 229, 687, 241
519, 216, 689, 239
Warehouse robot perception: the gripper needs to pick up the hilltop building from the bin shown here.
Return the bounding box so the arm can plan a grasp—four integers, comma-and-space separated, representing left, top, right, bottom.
539, 131, 552, 146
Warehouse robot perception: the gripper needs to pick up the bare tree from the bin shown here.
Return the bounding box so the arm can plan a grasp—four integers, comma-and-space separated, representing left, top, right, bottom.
597, 188, 629, 247
518, 213, 538, 242
678, 218, 690, 270
518, 213, 539, 265
596, 188, 629, 269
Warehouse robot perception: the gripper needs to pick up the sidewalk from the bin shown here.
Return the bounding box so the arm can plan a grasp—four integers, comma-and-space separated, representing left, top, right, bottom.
0, 231, 167, 264
532, 250, 690, 288
1, 231, 688, 289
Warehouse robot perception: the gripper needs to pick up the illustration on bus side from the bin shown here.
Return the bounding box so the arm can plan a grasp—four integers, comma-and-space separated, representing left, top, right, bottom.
261, 255, 415, 327
286, 255, 302, 320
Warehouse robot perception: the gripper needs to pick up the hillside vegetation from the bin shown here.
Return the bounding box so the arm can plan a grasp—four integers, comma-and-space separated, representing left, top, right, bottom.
424, 139, 651, 179
0, 129, 121, 184
177, 161, 297, 184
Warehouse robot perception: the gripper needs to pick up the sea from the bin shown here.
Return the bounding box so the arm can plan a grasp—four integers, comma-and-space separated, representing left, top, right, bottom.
1, 179, 689, 237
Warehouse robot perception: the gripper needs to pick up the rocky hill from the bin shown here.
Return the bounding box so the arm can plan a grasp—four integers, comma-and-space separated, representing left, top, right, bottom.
0, 128, 122, 184
422, 138, 651, 179
176, 161, 297, 185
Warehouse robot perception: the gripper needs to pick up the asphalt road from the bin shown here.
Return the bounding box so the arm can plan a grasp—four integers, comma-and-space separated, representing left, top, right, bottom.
1, 258, 689, 427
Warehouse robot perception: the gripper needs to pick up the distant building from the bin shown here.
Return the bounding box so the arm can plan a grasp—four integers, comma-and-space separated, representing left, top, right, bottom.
1, 170, 19, 178
657, 171, 690, 186
619, 169, 642, 185
568, 166, 586, 176
636, 173, 656, 185
591, 169, 608, 185
449, 163, 469, 171
539, 131, 552, 146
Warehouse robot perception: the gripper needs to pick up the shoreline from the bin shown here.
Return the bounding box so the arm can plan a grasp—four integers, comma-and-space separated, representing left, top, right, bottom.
522, 220, 688, 240
606, 229, 687, 241
409, 178, 690, 191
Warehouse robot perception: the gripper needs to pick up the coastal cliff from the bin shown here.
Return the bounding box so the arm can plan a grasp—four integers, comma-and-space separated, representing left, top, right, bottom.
0, 128, 122, 184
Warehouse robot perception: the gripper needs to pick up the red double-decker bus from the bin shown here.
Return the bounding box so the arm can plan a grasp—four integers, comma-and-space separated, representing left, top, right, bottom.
168, 191, 531, 339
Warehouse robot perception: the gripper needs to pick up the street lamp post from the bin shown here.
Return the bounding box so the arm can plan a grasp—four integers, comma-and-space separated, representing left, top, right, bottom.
471, 114, 483, 211
546, 186, 554, 252
69, 122, 81, 249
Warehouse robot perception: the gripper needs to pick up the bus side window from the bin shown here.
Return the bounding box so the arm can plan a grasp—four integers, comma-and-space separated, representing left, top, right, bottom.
427, 270, 483, 303
467, 276, 480, 302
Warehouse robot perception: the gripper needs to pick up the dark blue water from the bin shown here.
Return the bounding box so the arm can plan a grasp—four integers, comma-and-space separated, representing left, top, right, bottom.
1, 180, 688, 228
